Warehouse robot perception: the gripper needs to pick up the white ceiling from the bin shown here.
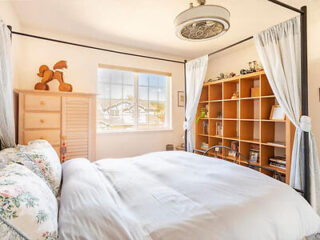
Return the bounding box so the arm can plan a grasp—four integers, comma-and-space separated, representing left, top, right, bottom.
10, 0, 308, 59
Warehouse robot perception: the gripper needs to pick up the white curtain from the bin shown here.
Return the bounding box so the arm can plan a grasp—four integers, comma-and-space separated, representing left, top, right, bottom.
183, 55, 208, 152
0, 21, 15, 149
254, 17, 320, 214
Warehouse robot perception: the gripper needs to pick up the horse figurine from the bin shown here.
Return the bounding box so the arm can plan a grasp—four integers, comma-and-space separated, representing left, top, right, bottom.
34, 60, 73, 92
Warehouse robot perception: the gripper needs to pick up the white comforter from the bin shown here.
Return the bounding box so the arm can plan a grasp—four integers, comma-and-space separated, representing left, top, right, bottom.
59, 151, 320, 240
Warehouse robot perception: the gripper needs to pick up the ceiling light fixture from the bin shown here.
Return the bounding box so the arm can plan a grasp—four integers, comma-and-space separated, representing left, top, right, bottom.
174, 0, 230, 41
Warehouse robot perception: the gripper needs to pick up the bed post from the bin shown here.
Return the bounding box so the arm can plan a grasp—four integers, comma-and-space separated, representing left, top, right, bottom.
184, 60, 187, 151
300, 6, 310, 203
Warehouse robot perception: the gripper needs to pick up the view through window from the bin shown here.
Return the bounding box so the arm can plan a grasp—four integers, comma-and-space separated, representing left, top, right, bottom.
97, 67, 171, 132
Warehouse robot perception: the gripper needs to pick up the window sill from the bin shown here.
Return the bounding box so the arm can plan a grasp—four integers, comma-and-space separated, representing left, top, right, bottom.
97, 128, 173, 134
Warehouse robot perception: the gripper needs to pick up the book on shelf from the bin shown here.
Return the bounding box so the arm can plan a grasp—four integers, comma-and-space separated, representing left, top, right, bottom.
201, 142, 209, 151
269, 156, 286, 169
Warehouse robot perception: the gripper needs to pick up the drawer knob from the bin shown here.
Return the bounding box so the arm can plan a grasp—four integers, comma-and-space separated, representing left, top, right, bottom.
40, 100, 45, 105
39, 136, 44, 140
40, 119, 45, 123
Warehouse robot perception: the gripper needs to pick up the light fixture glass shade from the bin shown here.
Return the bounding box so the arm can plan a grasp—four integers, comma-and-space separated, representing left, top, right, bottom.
175, 5, 230, 41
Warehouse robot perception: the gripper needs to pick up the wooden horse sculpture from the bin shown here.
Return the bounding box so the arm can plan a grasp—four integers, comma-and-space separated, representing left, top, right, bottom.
34, 60, 73, 92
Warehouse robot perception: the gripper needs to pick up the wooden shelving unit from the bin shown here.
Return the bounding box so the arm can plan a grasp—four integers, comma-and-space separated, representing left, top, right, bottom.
195, 71, 295, 184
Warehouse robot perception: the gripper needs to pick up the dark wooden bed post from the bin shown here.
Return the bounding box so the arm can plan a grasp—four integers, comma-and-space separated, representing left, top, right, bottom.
300, 6, 310, 203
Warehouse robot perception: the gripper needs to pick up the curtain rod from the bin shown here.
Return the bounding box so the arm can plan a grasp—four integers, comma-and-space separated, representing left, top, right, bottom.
7, 27, 185, 65
208, 36, 253, 56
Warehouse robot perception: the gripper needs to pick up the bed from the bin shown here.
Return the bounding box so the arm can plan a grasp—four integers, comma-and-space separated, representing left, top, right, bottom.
58, 150, 320, 240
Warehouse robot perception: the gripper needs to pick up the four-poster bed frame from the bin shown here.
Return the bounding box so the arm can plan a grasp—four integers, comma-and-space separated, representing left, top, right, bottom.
6, 0, 310, 203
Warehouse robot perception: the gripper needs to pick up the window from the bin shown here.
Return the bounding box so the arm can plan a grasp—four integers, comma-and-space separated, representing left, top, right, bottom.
97, 66, 171, 132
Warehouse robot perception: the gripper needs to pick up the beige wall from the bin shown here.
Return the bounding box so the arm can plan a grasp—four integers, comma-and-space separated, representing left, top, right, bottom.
9, 26, 185, 159
206, 0, 320, 157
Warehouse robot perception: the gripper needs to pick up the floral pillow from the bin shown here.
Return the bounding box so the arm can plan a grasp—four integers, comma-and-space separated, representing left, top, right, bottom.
18, 140, 61, 196
0, 163, 58, 239
0, 147, 54, 194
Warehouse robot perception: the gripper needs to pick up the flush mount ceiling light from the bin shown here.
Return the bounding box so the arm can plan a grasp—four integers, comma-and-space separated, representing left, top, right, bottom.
174, 0, 230, 41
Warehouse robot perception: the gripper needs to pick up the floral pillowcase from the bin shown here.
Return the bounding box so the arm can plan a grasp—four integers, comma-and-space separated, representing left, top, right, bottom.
0, 140, 62, 196
0, 163, 58, 239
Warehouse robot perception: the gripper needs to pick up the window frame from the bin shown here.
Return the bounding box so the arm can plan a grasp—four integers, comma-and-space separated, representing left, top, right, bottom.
97, 64, 172, 133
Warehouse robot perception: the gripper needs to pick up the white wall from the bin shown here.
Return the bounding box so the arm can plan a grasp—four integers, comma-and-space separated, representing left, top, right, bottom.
0, 1, 22, 87
206, 1, 320, 157
12, 27, 185, 159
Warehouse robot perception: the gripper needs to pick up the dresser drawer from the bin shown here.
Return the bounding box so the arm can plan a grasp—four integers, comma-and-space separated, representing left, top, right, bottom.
25, 94, 61, 111
23, 130, 60, 145
24, 112, 61, 129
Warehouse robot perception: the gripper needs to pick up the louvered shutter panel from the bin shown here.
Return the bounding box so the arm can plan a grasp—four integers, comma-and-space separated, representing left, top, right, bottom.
62, 97, 92, 160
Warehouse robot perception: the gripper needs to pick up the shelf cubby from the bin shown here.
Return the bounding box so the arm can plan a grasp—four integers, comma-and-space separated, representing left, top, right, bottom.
240, 75, 260, 98
195, 135, 208, 151
209, 119, 223, 137
261, 74, 273, 96
240, 99, 260, 119
223, 100, 239, 119
200, 85, 209, 102
240, 141, 260, 164
261, 97, 276, 120
223, 120, 239, 139
209, 83, 222, 100
196, 119, 209, 136
209, 102, 222, 118
240, 120, 260, 142
223, 80, 239, 100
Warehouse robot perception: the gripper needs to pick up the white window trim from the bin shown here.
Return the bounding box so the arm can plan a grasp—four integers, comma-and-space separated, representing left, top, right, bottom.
97, 66, 172, 133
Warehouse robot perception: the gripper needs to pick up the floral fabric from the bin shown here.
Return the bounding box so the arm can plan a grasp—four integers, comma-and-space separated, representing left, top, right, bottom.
0, 140, 62, 196
0, 163, 58, 239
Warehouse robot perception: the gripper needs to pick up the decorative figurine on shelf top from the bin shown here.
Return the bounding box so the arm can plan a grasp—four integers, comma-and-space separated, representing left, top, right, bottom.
231, 91, 239, 99
240, 60, 263, 75
34, 60, 73, 92
216, 72, 237, 80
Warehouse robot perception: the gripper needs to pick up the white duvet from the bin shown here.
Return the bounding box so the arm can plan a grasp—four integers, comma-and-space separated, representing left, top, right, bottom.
59, 151, 320, 240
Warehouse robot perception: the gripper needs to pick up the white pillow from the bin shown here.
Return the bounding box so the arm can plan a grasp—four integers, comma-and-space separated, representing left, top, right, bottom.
0, 163, 58, 239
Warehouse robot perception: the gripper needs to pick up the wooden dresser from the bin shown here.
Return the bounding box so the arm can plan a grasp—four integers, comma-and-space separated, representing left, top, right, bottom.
15, 90, 96, 162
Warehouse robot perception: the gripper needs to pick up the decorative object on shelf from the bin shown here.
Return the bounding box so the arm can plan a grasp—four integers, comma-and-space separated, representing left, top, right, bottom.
196, 107, 207, 123
166, 144, 174, 151
216, 121, 223, 136
217, 111, 222, 119
251, 87, 260, 97
240, 61, 263, 75
269, 104, 286, 120
178, 91, 185, 107
249, 144, 259, 162
217, 73, 225, 80
269, 156, 286, 169
216, 72, 236, 80
249, 151, 259, 162
203, 121, 208, 135
201, 142, 209, 151
34, 60, 73, 92
231, 91, 239, 99
229, 141, 239, 157
174, 0, 230, 41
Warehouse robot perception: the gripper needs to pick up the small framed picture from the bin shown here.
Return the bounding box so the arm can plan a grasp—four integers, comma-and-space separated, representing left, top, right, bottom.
178, 91, 185, 107
269, 105, 286, 120
249, 151, 259, 162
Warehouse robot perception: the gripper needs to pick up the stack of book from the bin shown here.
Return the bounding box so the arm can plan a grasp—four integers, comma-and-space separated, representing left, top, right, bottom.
201, 142, 209, 151
269, 156, 286, 169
